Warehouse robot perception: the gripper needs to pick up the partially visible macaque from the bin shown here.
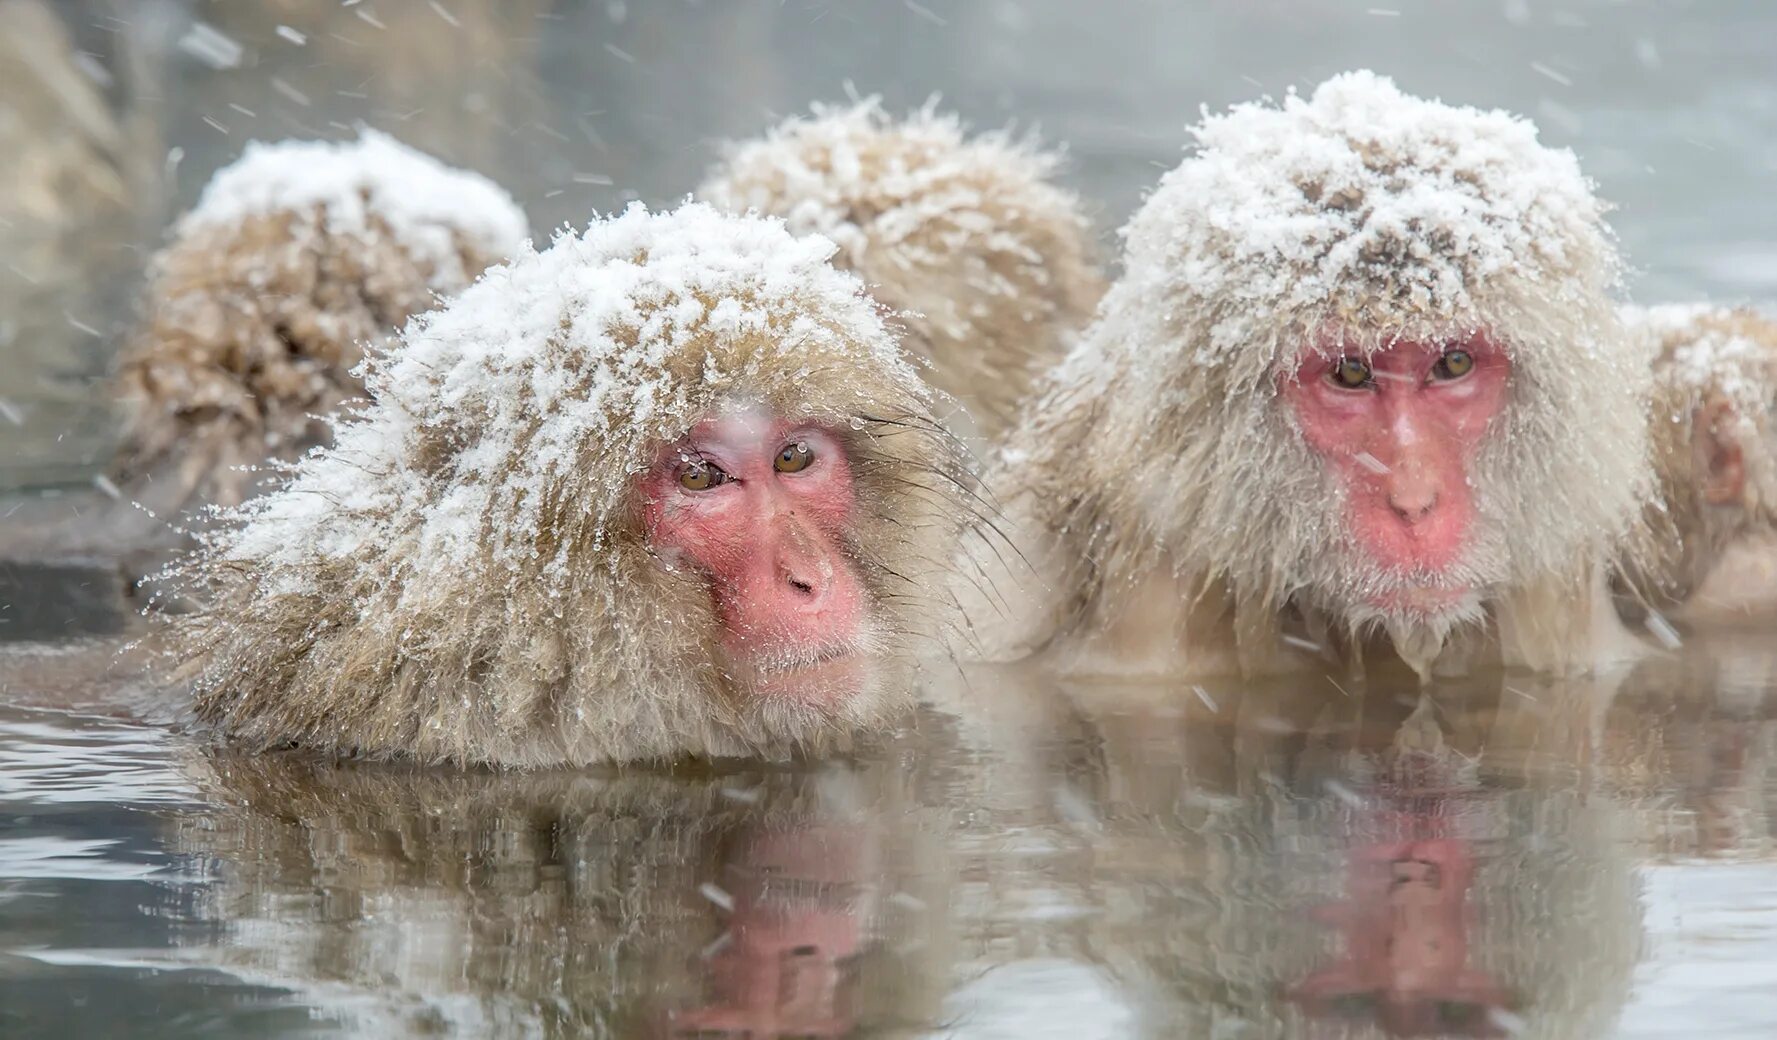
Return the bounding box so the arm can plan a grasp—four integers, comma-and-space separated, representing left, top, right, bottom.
3, 131, 527, 575
699, 99, 1105, 442
165, 204, 971, 766
964, 72, 1655, 680
1617, 304, 1777, 622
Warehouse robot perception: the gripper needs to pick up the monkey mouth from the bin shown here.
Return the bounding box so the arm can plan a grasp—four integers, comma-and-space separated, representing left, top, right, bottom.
737, 644, 870, 704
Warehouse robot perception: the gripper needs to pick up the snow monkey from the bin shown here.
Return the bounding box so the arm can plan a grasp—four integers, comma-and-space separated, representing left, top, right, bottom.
165, 203, 971, 767
1618, 305, 1777, 621
698, 98, 1105, 443
964, 72, 1656, 681
2, 130, 527, 574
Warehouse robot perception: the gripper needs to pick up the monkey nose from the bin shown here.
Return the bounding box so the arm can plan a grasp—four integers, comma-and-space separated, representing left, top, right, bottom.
1388, 483, 1439, 523
773, 526, 836, 610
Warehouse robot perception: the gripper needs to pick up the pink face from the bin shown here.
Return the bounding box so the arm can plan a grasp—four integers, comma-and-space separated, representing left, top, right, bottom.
1280, 334, 1512, 612
640, 410, 868, 703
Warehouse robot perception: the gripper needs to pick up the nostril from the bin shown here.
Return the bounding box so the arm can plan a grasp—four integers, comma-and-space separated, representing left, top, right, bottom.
1390, 494, 1437, 522
787, 576, 815, 596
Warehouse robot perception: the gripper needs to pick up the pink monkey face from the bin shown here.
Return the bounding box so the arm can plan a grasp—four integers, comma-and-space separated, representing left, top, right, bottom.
639, 410, 869, 704
1279, 333, 1512, 615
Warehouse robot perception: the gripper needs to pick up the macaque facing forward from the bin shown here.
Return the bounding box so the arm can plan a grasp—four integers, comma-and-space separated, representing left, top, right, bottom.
963, 71, 1657, 682
3, 130, 527, 578
1618, 304, 1777, 623
699, 99, 1105, 444
164, 203, 971, 767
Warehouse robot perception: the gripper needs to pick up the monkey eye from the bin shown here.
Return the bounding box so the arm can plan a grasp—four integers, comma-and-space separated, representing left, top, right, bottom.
1329, 357, 1373, 389
678, 462, 730, 491
774, 441, 814, 474
1431, 348, 1475, 381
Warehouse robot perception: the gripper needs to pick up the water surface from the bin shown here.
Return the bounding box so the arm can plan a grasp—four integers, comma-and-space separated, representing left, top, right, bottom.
3, 622, 1776, 1038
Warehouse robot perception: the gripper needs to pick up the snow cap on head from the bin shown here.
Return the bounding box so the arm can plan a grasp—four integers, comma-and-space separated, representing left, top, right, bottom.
1627, 303, 1777, 533
179, 128, 529, 288
699, 97, 1103, 435
228, 200, 926, 586
699, 96, 1083, 274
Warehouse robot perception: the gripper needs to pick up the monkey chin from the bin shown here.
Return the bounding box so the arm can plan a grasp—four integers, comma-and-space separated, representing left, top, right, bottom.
1343, 585, 1488, 679
741, 646, 871, 706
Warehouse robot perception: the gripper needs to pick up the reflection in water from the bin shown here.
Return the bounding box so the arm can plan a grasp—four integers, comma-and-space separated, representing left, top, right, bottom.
165, 756, 941, 1038
3, 634, 1777, 1036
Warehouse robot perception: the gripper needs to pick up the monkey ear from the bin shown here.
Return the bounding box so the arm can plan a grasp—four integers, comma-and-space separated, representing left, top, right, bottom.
1695, 392, 1748, 507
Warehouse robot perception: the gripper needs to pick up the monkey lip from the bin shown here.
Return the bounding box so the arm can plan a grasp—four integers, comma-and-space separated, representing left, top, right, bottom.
737, 644, 869, 703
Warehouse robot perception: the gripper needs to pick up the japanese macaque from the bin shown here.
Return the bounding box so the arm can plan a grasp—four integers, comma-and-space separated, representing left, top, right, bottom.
962, 72, 1655, 680
1617, 304, 1777, 622
2, 130, 527, 573
698, 99, 1105, 443
163, 203, 970, 767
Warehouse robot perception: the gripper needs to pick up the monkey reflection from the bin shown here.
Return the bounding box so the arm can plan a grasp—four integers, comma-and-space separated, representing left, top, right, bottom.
931, 667, 1642, 1039
166, 753, 940, 1039
1291, 839, 1510, 1037
665, 822, 879, 1038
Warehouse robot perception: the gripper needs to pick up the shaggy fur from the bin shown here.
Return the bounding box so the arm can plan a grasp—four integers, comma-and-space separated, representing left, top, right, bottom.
164, 204, 970, 768
1618, 304, 1777, 612
0, 132, 526, 578
113, 132, 527, 529
966, 72, 1654, 678
699, 99, 1105, 442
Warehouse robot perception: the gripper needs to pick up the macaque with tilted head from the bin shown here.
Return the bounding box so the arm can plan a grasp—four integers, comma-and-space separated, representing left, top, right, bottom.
3, 130, 528, 577
698, 98, 1105, 444
1616, 304, 1777, 623
965, 72, 1655, 680
163, 203, 971, 767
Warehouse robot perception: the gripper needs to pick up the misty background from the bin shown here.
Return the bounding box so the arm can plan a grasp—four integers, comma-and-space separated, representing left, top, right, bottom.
3, 0, 1775, 490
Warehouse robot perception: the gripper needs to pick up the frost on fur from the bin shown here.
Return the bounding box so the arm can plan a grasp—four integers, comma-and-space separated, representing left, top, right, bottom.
975, 71, 1654, 675
700, 98, 1104, 441
164, 203, 969, 768
1618, 304, 1777, 609
110, 130, 528, 536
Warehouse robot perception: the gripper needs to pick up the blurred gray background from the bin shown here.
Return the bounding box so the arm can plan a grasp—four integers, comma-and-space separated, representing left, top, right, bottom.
2, 0, 1774, 490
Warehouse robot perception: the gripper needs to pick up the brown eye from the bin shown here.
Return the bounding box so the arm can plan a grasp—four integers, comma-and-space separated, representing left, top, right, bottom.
1330, 357, 1372, 389
1433, 349, 1475, 380
679, 463, 729, 491
774, 441, 814, 473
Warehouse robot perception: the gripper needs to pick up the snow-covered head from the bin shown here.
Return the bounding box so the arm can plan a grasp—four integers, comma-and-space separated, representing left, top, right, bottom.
1022, 72, 1651, 663
1619, 304, 1777, 607
699, 98, 1104, 438
173, 203, 969, 767
115, 129, 528, 513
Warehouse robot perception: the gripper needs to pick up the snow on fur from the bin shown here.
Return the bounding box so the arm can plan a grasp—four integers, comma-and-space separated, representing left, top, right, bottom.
181, 128, 529, 290
1626, 303, 1777, 535
983, 71, 1653, 672
167, 203, 960, 768
699, 98, 1103, 438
